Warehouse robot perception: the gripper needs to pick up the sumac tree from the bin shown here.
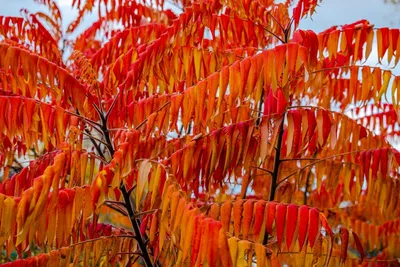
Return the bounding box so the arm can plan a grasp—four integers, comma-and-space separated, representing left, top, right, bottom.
0, 0, 399, 266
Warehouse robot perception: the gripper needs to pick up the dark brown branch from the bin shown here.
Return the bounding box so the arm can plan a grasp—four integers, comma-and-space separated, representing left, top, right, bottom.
94, 106, 154, 267
135, 101, 171, 130
303, 168, 312, 205
263, 117, 284, 245
120, 184, 153, 267
268, 120, 284, 202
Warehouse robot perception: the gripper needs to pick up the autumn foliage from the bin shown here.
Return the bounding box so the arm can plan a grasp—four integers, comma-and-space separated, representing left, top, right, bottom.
0, 0, 400, 266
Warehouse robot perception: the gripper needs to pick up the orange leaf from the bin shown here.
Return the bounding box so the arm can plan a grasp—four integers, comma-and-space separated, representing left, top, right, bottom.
377, 28, 390, 61
265, 202, 277, 236
149, 211, 158, 244
221, 200, 232, 232
218, 229, 232, 267
253, 200, 266, 242
233, 200, 244, 237
242, 200, 254, 239
136, 160, 152, 209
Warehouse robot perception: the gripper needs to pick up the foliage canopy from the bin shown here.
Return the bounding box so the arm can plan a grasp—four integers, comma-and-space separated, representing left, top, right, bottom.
0, 0, 399, 266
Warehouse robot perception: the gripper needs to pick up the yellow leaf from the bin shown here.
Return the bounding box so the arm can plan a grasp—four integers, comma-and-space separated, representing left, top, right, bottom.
0, 197, 16, 245
376, 70, 391, 102
151, 165, 162, 209
228, 237, 239, 267
136, 160, 152, 209
237, 240, 251, 267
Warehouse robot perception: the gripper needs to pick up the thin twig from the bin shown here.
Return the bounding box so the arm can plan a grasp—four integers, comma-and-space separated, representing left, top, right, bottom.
252, 166, 273, 176
276, 149, 364, 187
134, 209, 158, 218
82, 130, 109, 149
94, 104, 154, 267
263, 116, 284, 245
105, 91, 120, 122
267, 12, 285, 33
88, 152, 108, 164
105, 202, 128, 216
280, 157, 319, 162
135, 101, 171, 130
64, 110, 102, 131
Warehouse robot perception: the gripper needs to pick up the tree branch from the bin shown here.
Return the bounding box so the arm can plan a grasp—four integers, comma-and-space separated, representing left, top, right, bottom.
93, 106, 154, 267
276, 150, 364, 187
263, 117, 284, 245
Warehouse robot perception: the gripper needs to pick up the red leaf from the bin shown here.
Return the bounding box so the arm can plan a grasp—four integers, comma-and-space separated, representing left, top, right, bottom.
286, 204, 298, 250
276, 204, 287, 249
364, 150, 372, 182
298, 205, 309, 250
287, 110, 302, 156
371, 149, 381, 180
208, 221, 222, 266
306, 109, 317, 140
276, 89, 288, 114
308, 208, 320, 249
317, 109, 332, 147
380, 148, 388, 179
339, 227, 349, 265
352, 231, 364, 264
191, 215, 204, 265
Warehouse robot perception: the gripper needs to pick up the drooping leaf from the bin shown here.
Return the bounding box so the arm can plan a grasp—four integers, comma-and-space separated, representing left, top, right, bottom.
286, 204, 298, 250
339, 227, 349, 266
